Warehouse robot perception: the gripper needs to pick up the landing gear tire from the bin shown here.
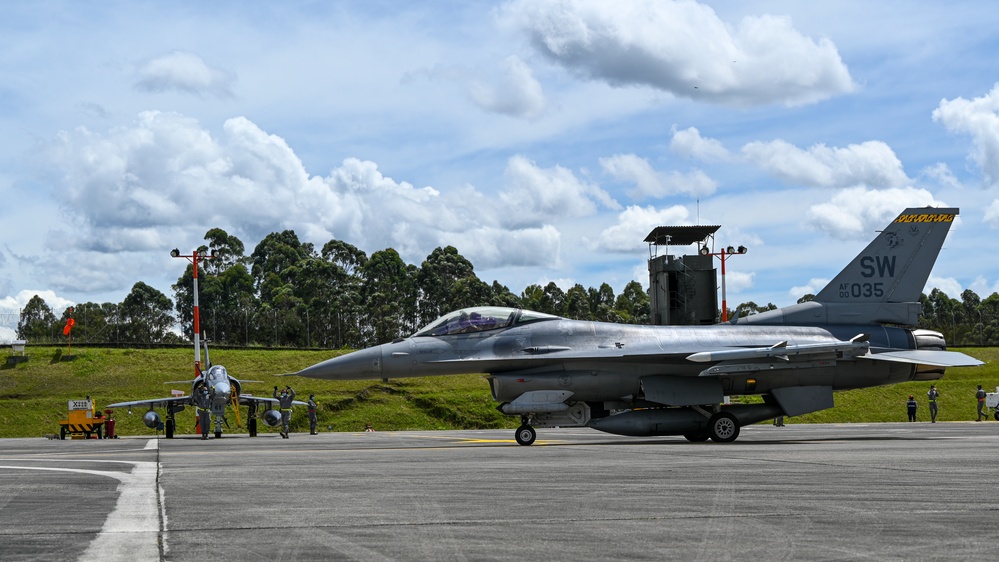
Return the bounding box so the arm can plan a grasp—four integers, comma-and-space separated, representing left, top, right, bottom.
215, 430, 222, 439
249, 418, 258, 437
683, 430, 710, 442
993, 411, 999, 421
165, 419, 175, 439
515, 425, 537, 446
708, 412, 740, 443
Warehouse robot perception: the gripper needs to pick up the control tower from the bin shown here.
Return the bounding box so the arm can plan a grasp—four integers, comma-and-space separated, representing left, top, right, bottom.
644, 225, 720, 326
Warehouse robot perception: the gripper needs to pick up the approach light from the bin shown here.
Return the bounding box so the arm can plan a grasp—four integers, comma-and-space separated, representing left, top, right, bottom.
726, 246, 736, 254
699, 246, 710, 256
737, 245, 748, 254
170, 248, 180, 258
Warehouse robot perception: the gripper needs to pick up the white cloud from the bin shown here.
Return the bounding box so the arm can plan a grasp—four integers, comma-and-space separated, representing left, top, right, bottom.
588, 204, 689, 253
723, 270, 755, 295
499, 0, 854, 106
927, 275, 963, 300
600, 153, 717, 199
806, 187, 943, 240
135, 51, 235, 98
985, 200, 999, 229
789, 278, 830, 300
670, 126, 731, 162
741, 139, 910, 188
0, 289, 75, 316
468, 55, 547, 119
933, 84, 999, 188
41, 113, 573, 291
969, 275, 999, 298
498, 155, 619, 228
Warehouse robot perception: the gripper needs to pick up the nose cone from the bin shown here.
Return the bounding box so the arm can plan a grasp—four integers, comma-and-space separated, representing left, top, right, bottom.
213, 381, 232, 404
296, 346, 383, 380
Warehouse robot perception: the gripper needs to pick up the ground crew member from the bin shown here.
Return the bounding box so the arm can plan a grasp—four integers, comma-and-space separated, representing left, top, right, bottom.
308, 394, 318, 435
195, 387, 211, 440
976, 385, 987, 421
274, 385, 296, 438
906, 395, 917, 422
927, 385, 939, 423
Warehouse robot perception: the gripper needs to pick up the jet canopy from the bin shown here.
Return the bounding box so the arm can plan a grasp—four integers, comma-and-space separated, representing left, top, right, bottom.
413, 307, 558, 337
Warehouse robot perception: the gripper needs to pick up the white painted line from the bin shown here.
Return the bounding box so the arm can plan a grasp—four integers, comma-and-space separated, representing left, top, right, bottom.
0, 462, 163, 561
143, 438, 158, 450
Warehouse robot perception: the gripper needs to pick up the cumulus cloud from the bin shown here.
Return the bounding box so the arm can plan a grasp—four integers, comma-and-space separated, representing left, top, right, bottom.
806, 186, 944, 240
933, 84, 999, 187
789, 278, 830, 300
468, 55, 546, 119
742, 139, 910, 188
498, 155, 619, 227
135, 51, 235, 98
670, 126, 731, 162
926, 275, 964, 299
600, 154, 717, 199
588, 204, 689, 253
986, 200, 999, 229
499, 0, 854, 106
41, 112, 575, 292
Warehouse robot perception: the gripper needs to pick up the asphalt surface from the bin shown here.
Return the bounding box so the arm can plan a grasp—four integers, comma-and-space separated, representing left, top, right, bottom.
1, 422, 998, 561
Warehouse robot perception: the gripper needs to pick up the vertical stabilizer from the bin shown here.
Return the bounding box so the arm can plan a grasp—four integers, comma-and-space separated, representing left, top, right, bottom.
814, 207, 957, 304
738, 207, 958, 326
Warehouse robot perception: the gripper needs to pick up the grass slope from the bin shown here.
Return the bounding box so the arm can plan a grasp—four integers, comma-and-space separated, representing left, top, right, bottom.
0, 346, 993, 438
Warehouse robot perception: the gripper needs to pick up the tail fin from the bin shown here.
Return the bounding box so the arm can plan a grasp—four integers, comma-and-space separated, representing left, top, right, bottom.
814, 207, 957, 304
740, 207, 958, 326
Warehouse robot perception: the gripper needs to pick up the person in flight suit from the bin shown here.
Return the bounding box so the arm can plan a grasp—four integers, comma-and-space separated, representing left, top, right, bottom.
307, 394, 318, 435
274, 385, 296, 438
906, 395, 917, 422
976, 385, 987, 421
195, 387, 211, 440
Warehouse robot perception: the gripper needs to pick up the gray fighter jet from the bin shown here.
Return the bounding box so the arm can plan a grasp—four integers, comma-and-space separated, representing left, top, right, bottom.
295, 207, 981, 445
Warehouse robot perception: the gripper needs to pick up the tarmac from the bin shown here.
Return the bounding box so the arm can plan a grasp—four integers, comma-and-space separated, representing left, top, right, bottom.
1, 422, 998, 561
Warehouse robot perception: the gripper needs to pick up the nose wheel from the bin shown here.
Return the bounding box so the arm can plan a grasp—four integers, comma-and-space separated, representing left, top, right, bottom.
515, 424, 537, 446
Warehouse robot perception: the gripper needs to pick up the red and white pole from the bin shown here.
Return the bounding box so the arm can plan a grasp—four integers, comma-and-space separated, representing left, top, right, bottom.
172, 248, 213, 378
192, 250, 201, 376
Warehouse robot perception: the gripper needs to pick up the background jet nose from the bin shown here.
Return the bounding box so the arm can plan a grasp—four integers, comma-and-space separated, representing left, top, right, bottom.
213, 381, 232, 403
297, 346, 383, 380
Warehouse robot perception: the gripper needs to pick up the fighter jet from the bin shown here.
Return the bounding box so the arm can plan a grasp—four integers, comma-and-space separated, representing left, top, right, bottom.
109, 248, 305, 438
294, 207, 982, 445
108, 341, 306, 438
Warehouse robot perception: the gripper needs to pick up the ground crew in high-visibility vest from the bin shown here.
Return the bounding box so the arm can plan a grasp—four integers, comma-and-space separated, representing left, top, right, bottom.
274, 385, 296, 438
308, 394, 318, 435
195, 387, 211, 440
927, 385, 940, 423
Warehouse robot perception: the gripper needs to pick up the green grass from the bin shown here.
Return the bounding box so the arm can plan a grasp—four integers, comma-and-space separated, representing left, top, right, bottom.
0, 346, 994, 438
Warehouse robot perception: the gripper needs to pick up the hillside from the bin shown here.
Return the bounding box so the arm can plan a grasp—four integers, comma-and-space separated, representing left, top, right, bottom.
0, 346, 994, 438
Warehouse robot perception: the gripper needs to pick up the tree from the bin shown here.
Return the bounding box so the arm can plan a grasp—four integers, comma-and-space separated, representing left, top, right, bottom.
19, 295, 57, 342
362, 249, 416, 344
416, 246, 477, 326
120, 282, 174, 343
615, 281, 650, 324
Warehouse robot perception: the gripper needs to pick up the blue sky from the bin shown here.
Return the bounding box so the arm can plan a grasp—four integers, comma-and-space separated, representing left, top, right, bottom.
2, 0, 999, 340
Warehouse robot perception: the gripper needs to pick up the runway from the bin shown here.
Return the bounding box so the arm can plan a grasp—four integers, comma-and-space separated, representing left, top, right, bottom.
1, 423, 998, 561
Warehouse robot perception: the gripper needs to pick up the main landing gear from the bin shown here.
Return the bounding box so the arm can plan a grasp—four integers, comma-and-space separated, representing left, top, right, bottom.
515, 416, 537, 446
706, 412, 739, 443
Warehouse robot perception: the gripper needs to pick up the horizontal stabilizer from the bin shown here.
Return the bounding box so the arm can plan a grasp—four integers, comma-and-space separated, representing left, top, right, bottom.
864, 350, 983, 367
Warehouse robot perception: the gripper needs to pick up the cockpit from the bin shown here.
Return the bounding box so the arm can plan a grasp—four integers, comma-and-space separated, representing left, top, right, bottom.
413, 307, 559, 337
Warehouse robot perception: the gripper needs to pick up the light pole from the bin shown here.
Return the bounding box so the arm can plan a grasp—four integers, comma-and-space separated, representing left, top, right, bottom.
171, 248, 215, 377
700, 244, 748, 322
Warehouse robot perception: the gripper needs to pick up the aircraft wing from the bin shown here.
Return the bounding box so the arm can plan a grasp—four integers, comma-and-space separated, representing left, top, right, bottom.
106, 396, 192, 409
237, 395, 309, 407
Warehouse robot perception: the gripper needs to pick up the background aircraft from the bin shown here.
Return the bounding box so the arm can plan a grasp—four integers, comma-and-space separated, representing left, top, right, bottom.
295, 207, 981, 445
109, 248, 305, 438
108, 342, 304, 438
